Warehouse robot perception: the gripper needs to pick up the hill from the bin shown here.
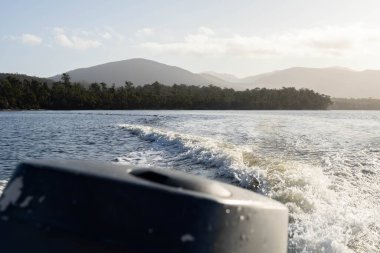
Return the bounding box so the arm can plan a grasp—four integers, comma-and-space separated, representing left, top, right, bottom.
50, 59, 380, 98
233, 67, 380, 98
202, 71, 241, 83
0, 73, 53, 84
51, 58, 215, 87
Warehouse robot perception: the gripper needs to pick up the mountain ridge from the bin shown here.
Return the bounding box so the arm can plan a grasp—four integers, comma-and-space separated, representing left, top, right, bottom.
51, 58, 210, 87
49, 58, 380, 98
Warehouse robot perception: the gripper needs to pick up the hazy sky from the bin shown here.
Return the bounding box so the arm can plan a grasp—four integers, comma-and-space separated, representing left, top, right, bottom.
2, 0, 380, 77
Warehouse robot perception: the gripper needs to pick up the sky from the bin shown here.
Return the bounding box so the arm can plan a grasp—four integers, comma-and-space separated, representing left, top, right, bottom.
2, 0, 380, 78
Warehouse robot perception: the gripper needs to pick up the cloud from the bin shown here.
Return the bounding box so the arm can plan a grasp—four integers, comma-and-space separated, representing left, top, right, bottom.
2, 33, 42, 45
21, 34, 42, 45
54, 28, 101, 50
136, 27, 154, 38
55, 34, 101, 50
55, 34, 73, 47
140, 27, 280, 57
101, 32, 112, 40
140, 25, 380, 58
198, 26, 215, 36
102, 26, 124, 41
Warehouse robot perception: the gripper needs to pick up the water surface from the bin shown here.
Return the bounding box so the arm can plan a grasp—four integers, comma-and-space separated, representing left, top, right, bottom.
0, 110, 379, 252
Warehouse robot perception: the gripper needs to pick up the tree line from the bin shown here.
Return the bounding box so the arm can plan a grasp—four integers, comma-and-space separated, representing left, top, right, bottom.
0, 74, 332, 110
329, 98, 380, 110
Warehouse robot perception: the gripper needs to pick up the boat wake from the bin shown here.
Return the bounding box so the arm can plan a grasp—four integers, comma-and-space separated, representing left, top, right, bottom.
118, 124, 264, 191
0, 180, 7, 195
118, 123, 380, 253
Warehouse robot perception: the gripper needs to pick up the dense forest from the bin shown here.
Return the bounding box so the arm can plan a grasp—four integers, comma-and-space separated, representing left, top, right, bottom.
0, 73, 53, 85
0, 74, 332, 110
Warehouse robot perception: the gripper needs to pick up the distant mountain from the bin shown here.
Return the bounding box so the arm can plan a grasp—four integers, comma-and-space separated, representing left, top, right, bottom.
51, 58, 218, 87
203, 67, 380, 98
202, 71, 240, 83
197, 73, 246, 89
236, 67, 380, 98
50, 58, 380, 98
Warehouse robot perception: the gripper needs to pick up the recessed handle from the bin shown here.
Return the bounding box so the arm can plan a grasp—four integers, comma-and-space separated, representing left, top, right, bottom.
130, 169, 232, 198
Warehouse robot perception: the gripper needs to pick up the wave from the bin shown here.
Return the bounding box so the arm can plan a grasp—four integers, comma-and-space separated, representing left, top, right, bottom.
118, 124, 264, 191
118, 123, 380, 253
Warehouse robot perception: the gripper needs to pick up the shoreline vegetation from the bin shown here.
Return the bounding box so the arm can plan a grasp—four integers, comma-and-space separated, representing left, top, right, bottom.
329, 98, 380, 110
1, 73, 332, 110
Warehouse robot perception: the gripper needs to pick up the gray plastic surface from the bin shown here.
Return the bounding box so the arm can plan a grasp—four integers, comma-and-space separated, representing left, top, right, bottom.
0, 160, 288, 253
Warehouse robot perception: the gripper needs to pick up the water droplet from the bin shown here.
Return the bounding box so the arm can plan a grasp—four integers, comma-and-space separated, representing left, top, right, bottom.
181, 234, 195, 242
38, 195, 45, 203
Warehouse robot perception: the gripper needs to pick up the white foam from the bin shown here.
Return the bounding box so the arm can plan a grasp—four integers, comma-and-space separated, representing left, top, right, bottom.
0, 180, 7, 196
241, 155, 379, 253
0, 177, 23, 211
118, 122, 380, 253
119, 124, 263, 190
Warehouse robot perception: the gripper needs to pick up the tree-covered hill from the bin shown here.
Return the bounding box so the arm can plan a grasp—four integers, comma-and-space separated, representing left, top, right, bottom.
0, 73, 53, 85
0, 74, 332, 110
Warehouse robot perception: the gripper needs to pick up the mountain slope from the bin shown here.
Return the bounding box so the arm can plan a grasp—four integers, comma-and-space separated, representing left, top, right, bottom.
198, 73, 245, 89
50, 58, 380, 98
51, 58, 217, 87
202, 67, 380, 98
202, 71, 241, 83
0, 73, 53, 84
237, 67, 380, 98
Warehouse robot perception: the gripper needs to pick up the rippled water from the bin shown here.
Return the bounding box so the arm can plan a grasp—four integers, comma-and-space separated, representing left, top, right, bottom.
0, 110, 379, 252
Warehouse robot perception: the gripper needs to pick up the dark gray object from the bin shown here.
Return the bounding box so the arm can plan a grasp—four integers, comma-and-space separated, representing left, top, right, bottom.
0, 160, 288, 253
